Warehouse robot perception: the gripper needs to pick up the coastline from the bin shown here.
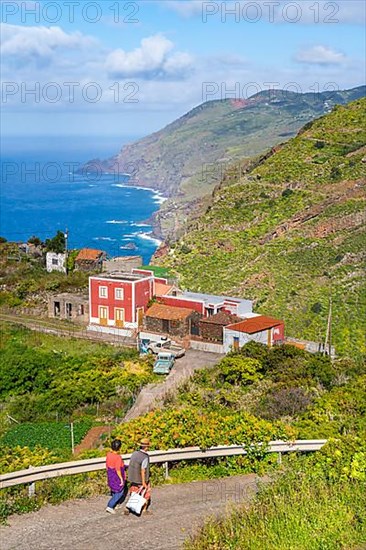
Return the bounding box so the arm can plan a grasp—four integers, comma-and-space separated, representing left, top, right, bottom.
111, 180, 168, 244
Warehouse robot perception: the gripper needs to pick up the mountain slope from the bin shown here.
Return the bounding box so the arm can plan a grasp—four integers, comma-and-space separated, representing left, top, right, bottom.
155, 98, 366, 357
84, 86, 365, 237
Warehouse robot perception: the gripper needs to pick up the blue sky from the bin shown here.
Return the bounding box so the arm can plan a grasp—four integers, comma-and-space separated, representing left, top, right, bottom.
1, 0, 365, 143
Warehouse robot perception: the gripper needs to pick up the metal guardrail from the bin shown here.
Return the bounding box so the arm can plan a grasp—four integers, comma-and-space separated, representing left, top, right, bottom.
0, 440, 327, 490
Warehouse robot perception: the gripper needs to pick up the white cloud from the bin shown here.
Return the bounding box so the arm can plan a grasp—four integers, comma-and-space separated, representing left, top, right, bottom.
105, 34, 194, 80
0, 23, 96, 64
295, 45, 347, 66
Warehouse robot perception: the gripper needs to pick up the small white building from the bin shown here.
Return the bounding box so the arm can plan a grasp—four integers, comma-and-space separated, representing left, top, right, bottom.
223, 315, 285, 353
46, 252, 67, 273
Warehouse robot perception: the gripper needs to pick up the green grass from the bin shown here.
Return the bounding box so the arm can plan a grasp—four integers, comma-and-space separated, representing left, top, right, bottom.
184, 449, 366, 550
141, 265, 173, 278
185, 477, 365, 550
0, 421, 93, 452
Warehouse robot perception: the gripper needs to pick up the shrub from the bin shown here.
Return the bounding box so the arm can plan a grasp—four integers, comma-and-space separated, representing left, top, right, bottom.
311, 302, 323, 314
220, 356, 263, 385
258, 386, 313, 420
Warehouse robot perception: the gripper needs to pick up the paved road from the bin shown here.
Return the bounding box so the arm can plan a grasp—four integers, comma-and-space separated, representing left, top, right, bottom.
124, 349, 223, 421
1, 475, 259, 550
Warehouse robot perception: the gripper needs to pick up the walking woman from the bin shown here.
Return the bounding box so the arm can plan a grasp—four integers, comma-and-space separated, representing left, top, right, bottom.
105, 439, 126, 514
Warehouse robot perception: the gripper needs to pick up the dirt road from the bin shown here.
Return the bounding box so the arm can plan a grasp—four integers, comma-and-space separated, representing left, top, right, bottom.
1, 475, 259, 550
124, 349, 223, 421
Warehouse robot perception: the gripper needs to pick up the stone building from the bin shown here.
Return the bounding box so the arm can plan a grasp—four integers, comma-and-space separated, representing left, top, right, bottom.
144, 302, 201, 339
74, 248, 106, 272
199, 311, 242, 343
48, 293, 89, 323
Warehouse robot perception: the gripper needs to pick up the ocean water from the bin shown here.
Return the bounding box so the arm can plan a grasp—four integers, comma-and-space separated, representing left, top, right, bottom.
0, 142, 164, 264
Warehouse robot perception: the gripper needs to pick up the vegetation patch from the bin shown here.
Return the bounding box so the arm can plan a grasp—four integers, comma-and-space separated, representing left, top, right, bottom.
0, 323, 156, 426
184, 438, 366, 550
0, 421, 92, 453
158, 99, 366, 358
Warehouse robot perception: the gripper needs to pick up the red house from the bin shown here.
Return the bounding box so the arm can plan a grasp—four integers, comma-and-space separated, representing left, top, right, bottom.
89, 272, 155, 332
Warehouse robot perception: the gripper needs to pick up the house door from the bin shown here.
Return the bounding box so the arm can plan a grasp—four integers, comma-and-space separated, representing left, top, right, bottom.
115, 308, 125, 328
190, 318, 199, 336
99, 306, 108, 326
65, 303, 72, 319
233, 336, 240, 351
136, 307, 144, 327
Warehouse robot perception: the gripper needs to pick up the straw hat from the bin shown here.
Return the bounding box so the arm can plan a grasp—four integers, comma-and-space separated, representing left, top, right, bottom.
140, 438, 151, 447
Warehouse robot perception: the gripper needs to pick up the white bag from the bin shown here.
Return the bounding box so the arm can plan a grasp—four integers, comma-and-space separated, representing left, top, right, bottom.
126, 489, 147, 515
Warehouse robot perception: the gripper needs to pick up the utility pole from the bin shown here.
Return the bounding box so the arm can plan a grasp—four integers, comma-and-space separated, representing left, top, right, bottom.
70, 421, 75, 454
328, 297, 332, 357
324, 297, 332, 356
64, 228, 69, 275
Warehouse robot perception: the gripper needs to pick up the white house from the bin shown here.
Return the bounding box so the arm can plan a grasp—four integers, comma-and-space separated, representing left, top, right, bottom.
46, 252, 67, 273
223, 315, 285, 353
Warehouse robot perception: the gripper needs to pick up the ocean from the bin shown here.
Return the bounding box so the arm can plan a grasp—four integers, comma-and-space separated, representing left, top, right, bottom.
0, 138, 164, 264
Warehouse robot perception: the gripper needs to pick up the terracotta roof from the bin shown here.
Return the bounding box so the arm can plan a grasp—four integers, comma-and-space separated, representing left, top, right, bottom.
75, 248, 105, 261
146, 302, 195, 321
200, 311, 242, 326
154, 282, 174, 296
226, 315, 283, 334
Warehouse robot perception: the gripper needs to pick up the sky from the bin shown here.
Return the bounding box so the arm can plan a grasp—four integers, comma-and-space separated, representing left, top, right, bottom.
1, 0, 365, 146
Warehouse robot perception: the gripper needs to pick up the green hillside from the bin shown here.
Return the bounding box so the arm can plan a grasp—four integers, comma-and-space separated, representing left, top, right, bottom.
156, 99, 366, 357
84, 86, 365, 238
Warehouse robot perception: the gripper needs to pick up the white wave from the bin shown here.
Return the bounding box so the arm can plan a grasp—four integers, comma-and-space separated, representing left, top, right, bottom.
153, 193, 167, 204
136, 232, 162, 246
111, 182, 167, 202
106, 220, 127, 224
93, 237, 117, 242
130, 222, 151, 228
122, 232, 140, 238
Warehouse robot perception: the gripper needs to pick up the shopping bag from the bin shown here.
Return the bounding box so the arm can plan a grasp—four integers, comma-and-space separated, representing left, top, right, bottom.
126, 489, 147, 515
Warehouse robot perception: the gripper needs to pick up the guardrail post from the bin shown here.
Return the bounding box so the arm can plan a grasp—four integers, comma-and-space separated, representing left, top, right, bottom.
277, 452, 282, 465
164, 461, 169, 479
28, 466, 36, 497
28, 481, 36, 497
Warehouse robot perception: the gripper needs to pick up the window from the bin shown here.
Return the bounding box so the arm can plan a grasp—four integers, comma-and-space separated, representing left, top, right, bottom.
52, 258, 58, 265
115, 287, 124, 300
99, 286, 108, 298
162, 319, 169, 333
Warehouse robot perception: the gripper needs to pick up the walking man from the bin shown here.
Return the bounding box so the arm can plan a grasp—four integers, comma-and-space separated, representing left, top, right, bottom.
106, 439, 126, 514
125, 438, 151, 515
